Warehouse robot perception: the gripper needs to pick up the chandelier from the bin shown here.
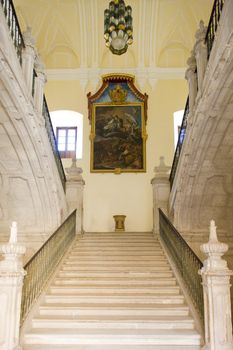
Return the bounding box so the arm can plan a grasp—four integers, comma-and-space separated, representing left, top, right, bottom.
104, 0, 133, 55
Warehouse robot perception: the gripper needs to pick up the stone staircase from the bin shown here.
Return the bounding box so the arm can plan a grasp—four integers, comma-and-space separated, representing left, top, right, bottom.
22, 232, 202, 349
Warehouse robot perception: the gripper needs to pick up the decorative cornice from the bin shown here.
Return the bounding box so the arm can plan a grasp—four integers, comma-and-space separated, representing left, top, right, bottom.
46, 67, 186, 86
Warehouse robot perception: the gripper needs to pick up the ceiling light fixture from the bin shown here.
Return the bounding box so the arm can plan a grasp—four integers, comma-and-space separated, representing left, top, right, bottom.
104, 0, 133, 55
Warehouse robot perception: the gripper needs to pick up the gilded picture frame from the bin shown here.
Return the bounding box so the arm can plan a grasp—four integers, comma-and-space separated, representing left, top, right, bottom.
87, 74, 148, 173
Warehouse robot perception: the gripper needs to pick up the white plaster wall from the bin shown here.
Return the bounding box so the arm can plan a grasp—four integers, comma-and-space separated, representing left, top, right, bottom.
47, 79, 187, 232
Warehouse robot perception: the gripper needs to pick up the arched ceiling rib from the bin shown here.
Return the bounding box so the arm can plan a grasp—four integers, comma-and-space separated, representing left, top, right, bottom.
14, 0, 213, 70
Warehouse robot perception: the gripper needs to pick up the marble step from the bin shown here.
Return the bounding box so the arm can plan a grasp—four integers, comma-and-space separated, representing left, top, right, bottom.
52, 278, 177, 287
22, 233, 201, 349
49, 288, 180, 297
45, 294, 185, 304
57, 271, 174, 278
77, 234, 155, 239
23, 328, 201, 346
71, 243, 161, 248
39, 304, 189, 316
76, 239, 157, 243
69, 251, 163, 256
60, 264, 171, 274
66, 254, 166, 261
32, 315, 194, 329
23, 345, 201, 350
72, 248, 161, 252
61, 261, 169, 268
74, 240, 161, 250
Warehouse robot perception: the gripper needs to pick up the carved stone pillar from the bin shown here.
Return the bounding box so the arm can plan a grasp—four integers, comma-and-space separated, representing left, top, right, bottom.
194, 20, 208, 92
0, 222, 26, 350
22, 27, 36, 95
34, 55, 47, 115
185, 51, 198, 113
151, 157, 170, 235
66, 159, 85, 235
200, 221, 233, 350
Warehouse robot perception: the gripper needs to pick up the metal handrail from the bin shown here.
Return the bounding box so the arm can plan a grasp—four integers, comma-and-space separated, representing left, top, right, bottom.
0, 0, 25, 64
42, 96, 66, 191
32, 68, 37, 97
20, 209, 76, 324
169, 96, 189, 188
159, 209, 204, 324
205, 0, 225, 58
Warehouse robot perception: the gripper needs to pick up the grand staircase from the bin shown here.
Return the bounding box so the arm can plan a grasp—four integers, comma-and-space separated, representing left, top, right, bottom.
22, 232, 202, 349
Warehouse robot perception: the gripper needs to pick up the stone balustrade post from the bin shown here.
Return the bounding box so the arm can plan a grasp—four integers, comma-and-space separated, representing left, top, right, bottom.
21, 27, 36, 95
0, 222, 26, 350
200, 221, 233, 350
194, 20, 208, 92
151, 156, 170, 235
185, 50, 198, 113
66, 159, 85, 235
34, 55, 47, 115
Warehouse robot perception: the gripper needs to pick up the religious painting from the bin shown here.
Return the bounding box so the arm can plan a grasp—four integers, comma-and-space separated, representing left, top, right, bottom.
87, 74, 148, 173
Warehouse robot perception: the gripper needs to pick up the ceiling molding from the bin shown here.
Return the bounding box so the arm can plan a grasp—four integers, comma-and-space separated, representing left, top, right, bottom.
46, 67, 186, 81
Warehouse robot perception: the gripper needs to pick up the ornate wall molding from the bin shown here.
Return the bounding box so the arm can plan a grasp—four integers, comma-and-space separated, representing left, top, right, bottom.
46, 67, 186, 91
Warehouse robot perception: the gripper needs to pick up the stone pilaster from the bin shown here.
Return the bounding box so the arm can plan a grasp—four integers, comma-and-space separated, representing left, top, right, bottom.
21, 27, 36, 95
200, 221, 233, 350
66, 159, 85, 235
0, 222, 26, 350
185, 51, 198, 113
194, 20, 208, 92
34, 55, 47, 115
151, 157, 170, 235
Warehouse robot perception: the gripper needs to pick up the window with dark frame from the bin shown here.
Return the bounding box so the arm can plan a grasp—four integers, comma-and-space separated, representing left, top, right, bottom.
56, 127, 77, 158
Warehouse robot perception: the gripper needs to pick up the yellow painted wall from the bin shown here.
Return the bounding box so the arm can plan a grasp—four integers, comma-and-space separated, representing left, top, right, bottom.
45, 78, 187, 232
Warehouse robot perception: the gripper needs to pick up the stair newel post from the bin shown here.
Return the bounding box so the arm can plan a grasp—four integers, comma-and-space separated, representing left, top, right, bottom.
34, 55, 47, 115
21, 27, 36, 95
185, 50, 198, 113
0, 222, 26, 350
151, 156, 170, 235
194, 20, 208, 92
199, 220, 233, 350
66, 159, 85, 235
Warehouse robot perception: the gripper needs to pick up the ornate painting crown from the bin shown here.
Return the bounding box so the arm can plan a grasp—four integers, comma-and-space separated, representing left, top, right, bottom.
109, 84, 128, 103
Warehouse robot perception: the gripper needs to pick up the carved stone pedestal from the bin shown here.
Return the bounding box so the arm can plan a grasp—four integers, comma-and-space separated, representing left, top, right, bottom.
200, 221, 233, 350
0, 222, 26, 350
151, 156, 170, 235
66, 159, 85, 235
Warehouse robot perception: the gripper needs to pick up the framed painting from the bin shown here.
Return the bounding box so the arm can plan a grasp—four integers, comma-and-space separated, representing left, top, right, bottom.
87, 74, 148, 173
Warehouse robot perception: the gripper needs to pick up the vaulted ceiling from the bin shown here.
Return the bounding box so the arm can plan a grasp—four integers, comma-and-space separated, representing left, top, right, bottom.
14, 0, 213, 70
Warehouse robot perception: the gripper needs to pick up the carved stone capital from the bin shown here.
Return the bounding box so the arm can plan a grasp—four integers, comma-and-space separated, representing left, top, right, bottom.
66, 159, 85, 184
195, 20, 207, 45
35, 55, 47, 82
186, 51, 197, 72
200, 220, 229, 272
152, 156, 170, 178
0, 243, 26, 273
22, 26, 35, 49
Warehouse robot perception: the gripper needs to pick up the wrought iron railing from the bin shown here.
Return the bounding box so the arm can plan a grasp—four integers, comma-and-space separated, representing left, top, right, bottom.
20, 210, 76, 324
169, 96, 189, 188
205, 0, 225, 58
42, 96, 66, 190
0, 0, 25, 64
159, 209, 204, 324
32, 68, 37, 97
